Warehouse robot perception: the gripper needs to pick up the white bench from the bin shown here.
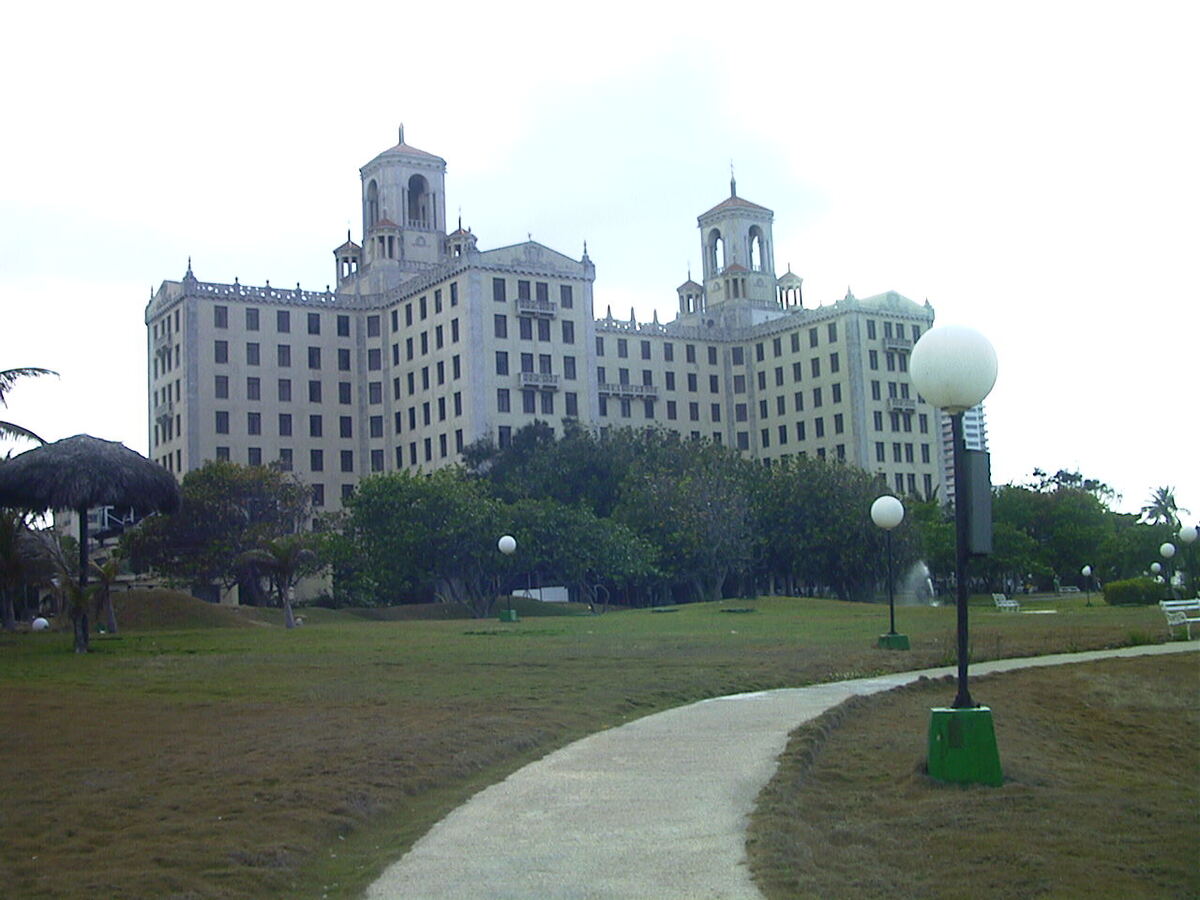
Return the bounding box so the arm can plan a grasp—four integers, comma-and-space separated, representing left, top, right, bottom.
1059, 586, 1081, 593
1160, 599, 1200, 640
993, 593, 1020, 612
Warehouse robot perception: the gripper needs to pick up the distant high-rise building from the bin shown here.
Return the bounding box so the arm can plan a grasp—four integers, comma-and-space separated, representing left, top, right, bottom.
938, 404, 989, 505
146, 131, 945, 520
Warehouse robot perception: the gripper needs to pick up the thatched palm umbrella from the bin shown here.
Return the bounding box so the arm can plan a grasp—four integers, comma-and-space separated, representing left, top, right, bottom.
0, 435, 180, 651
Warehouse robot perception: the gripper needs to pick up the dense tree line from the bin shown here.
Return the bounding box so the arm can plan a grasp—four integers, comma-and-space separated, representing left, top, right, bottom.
112, 429, 1193, 616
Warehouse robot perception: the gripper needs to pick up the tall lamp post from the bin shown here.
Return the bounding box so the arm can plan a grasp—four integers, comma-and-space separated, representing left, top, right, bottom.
1081, 565, 1093, 606
1179, 525, 1198, 596
498, 534, 518, 622
871, 495, 909, 650
909, 324, 1001, 786
1160, 542, 1177, 601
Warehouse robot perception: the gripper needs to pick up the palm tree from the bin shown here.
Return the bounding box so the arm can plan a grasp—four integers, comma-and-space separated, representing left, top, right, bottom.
0, 509, 32, 630
89, 556, 123, 635
1140, 486, 1189, 530
0, 368, 58, 445
237, 535, 319, 629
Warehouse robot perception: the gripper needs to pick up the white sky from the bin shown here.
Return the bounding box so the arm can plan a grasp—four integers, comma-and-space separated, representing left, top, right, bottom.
1, 1, 1196, 520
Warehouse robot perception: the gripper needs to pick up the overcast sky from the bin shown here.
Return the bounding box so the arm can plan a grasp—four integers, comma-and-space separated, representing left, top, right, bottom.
1, 1, 1195, 522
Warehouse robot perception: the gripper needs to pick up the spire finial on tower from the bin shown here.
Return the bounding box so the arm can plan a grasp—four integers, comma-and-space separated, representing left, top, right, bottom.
399, 123, 405, 145
730, 160, 736, 197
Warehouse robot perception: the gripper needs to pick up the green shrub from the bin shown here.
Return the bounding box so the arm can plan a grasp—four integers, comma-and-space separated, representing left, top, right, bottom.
1103, 577, 1163, 606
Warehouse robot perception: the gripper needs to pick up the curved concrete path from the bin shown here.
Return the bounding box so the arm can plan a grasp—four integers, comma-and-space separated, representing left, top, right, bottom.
366, 642, 1197, 899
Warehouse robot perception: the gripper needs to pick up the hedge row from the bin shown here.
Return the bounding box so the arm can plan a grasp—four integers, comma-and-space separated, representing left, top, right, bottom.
1103, 577, 1166, 606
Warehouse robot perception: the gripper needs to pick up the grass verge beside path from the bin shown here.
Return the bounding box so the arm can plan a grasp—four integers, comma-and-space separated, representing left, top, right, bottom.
0, 591, 1181, 898
749, 653, 1200, 899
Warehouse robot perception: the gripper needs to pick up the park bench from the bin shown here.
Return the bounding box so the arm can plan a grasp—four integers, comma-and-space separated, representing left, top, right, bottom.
1059, 586, 1080, 593
993, 593, 1020, 612
1160, 599, 1200, 640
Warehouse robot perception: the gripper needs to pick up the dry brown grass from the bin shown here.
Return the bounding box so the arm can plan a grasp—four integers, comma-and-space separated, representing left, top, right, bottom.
0, 591, 1185, 898
748, 654, 1200, 899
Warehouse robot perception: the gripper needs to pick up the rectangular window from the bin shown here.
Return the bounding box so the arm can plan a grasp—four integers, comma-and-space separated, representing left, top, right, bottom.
493, 278, 507, 302
277, 310, 290, 333
336, 348, 349, 371
214, 340, 229, 363
562, 320, 575, 344
686, 344, 696, 364
522, 390, 536, 414
278, 413, 292, 436
834, 413, 844, 434
340, 416, 353, 439
815, 417, 825, 438
869, 349, 878, 370
310, 449, 324, 472
494, 315, 507, 339
707, 346, 717, 365
867, 320, 876, 339
709, 375, 719, 393
497, 388, 510, 412
369, 382, 383, 404
246, 377, 260, 401
565, 392, 578, 416
832, 383, 842, 403
307, 313, 320, 335
246, 342, 260, 366
688, 402, 699, 421
309, 415, 322, 437
560, 284, 573, 308
537, 318, 551, 341
517, 280, 531, 300
419, 296, 427, 319
827, 322, 838, 343
368, 348, 382, 370
215, 411, 229, 434
809, 327, 819, 348
214, 306, 228, 328
711, 403, 721, 422
340, 450, 354, 473
495, 351, 509, 375
664, 343, 674, 362
370, 416, 384, 438
245, 308, 259, 331
618, 338, 628, 358
813, 387, 823, 408
308, 347, 321, 369
215, 375, 229, 399
810, 358, 820, 378
278, 378, 292, 402
247, 447, 262, 466
665, 371, 675, 390
666, 400, 677, 420
564, 356, 576, 380
339, 382, 351, 404
308, 380, 321, 403
830, 352, 840, 373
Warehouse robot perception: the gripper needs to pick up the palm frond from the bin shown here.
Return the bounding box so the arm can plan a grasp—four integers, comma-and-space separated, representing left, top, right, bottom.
0, 368, 58, 406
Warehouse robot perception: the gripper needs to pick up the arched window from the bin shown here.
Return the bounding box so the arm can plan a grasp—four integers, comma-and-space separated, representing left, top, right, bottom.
748, 226, 767, 272
367, 181, 380, 226
408, 175, 429, 228
707, 229, 726, 275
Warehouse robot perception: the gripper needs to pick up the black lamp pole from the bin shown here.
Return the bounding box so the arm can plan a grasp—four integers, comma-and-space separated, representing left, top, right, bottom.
951, 411, 974, 710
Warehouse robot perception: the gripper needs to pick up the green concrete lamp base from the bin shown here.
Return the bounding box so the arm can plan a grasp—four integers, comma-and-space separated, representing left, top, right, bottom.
927, 707, 1003, 786
877, 633, 910, 650
498, 609, 519, 623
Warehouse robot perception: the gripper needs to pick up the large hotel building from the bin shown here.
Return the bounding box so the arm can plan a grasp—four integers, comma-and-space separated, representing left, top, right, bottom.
146, 130, 947, 517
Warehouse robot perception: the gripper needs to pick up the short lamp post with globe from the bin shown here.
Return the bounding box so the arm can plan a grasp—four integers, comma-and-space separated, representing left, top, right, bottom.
1179, 525, 1198, 596
1081, 565, 1093, 606
909, 325, 1002, 786
1160, 542, 1177, 601
871, 495, 909, 650
498, 534, 518, 622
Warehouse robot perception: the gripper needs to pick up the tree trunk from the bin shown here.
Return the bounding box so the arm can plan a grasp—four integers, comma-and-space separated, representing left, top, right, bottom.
73, 609, 89, 654
283, 599, 296, 629
105, 597, 119, 635
1, 589, 15, 631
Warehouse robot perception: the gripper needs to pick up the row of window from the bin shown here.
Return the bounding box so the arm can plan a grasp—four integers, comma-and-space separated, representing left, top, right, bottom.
495, 389, 579, 417
491, 314, 575, 343
214, 306, 355, 337
492, 278, 574, 308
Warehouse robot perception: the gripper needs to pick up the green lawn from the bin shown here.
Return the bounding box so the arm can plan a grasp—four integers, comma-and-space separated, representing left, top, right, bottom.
0, 591, 1179, 898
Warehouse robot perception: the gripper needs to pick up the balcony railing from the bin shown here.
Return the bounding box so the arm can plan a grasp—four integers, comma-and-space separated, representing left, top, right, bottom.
516, 297, 557, 318
883, 336, 913, 352
518, 372, 559, 391
154, 397, 174, 421
887, 396, 917, 413
599, 382, 657, 398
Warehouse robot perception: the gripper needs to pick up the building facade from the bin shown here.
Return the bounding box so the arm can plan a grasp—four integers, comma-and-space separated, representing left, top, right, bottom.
146, 131, 945, 517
